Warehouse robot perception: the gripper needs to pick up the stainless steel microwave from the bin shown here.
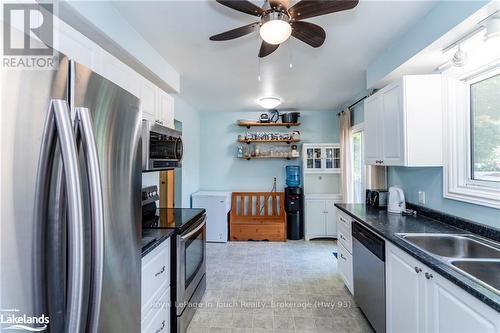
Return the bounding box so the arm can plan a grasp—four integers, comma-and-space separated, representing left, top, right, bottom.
142, 120, 183, 171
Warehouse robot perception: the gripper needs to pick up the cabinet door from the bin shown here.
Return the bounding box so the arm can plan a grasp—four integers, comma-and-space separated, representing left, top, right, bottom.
157, 90, 174, 128
426, 270, 499, 333
305, 200, 326, 239
364, 95, 383, 165
338, 243, 353, 294
386, 243, 425, 333
305, 147, 323, 171
381, 83, 404, 165
140, 78, 157, 122
325, 200, 337, 236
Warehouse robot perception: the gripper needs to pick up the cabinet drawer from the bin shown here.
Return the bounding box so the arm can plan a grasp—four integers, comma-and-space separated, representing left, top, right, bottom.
338, 243, 353, 294
142, 238, 170, 307
337, 213, 352, 253
142, 288, 170, 333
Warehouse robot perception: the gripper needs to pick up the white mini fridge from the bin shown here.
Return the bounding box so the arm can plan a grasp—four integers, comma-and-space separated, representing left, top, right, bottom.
192, 191, 231, 242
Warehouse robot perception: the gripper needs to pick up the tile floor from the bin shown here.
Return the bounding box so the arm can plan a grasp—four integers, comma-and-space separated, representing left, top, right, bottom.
188, 240, 373, 333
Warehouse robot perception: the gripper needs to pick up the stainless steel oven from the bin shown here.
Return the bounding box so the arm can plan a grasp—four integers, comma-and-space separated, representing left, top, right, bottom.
176, 214, 207, 333
142, 120, 183, 171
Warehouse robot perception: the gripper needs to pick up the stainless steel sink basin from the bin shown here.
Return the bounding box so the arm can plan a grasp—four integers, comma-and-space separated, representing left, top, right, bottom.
451, 260, 500, 292
396, 233, 500, 259
396, 233, 500, 294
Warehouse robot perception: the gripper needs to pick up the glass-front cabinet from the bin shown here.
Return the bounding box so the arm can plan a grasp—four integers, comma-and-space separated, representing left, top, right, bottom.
303, 144, 341, 173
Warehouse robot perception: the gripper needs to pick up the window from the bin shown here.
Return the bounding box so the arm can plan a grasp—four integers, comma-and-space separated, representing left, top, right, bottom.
351, 124, 365, 203
444, 64, 500, 209
470, 73, 500, 182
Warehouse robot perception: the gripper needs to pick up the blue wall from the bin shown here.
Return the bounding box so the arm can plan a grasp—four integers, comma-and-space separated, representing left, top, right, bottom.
199, 111, 338, 192
388, 167, 500, 228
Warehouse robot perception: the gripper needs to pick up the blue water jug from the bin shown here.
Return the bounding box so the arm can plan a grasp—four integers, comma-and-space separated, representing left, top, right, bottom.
286, 166, 301, 187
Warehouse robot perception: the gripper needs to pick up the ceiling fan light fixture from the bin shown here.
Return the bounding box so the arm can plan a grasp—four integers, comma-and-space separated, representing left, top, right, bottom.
257, 97, 282, 109
259, 12, 292, 45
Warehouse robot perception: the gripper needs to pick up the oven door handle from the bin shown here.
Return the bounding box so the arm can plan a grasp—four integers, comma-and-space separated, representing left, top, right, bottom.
181, 216, 206, 240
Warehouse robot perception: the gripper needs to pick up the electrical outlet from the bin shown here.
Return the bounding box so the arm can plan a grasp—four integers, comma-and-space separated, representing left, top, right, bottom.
273, 176, 277, 185
418, 191, 426, 205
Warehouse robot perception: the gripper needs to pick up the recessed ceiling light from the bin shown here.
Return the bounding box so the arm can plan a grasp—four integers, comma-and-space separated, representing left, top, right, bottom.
257, 97, 282, 109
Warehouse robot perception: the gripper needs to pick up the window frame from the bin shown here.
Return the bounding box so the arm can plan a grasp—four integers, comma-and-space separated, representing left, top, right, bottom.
351, 123, 366, 204
443, 61, 500, 209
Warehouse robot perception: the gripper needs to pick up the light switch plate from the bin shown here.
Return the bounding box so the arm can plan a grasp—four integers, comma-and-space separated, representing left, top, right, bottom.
418, 191, 426, 205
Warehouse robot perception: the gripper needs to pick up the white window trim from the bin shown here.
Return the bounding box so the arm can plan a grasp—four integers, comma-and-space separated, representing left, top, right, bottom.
351, 123, 366, 203
443, 61, 500, 209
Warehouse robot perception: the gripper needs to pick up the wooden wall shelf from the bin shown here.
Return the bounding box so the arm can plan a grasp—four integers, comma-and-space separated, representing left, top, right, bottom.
238, 139, 300, 144
237, 121, 301, 129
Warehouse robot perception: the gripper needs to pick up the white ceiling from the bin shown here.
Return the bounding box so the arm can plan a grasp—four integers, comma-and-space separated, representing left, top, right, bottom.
113, 0, 437, 112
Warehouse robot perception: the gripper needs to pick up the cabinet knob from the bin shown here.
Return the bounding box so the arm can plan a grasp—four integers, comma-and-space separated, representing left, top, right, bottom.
414, 266, 422, 273
340, 254, 347, 260
425, 272, 433, 280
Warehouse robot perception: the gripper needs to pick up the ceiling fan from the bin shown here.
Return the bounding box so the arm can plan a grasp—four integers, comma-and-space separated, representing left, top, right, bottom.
209, 0, 359, 58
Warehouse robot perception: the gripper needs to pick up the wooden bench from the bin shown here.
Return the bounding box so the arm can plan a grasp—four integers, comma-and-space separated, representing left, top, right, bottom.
229, 192, 286, 242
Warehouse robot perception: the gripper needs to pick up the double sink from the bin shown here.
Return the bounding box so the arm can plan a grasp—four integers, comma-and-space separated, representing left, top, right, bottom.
396, 233, 500, 294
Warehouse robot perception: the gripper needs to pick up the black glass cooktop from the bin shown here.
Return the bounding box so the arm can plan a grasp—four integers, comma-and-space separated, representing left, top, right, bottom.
142, 206, 205, 232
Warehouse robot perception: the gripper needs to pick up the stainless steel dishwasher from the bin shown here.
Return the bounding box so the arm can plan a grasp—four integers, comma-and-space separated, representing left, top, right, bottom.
352, 221, 386, 333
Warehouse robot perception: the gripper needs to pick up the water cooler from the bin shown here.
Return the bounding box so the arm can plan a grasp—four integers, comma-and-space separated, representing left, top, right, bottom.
285, 166, 304, 240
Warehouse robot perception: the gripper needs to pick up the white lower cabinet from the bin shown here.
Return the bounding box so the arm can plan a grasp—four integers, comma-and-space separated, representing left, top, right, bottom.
142, 238, 171, 332
338, 243, 353, 294
336, 208, 353, 294
305, 198, 338, 240
386, 242, 500, 333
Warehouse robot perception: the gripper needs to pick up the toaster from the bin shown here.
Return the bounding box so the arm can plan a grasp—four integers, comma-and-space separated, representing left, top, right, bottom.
366, 189, 388, 207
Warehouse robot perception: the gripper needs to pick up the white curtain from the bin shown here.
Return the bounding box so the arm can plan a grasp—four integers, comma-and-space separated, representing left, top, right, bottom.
339, 108, 353, 203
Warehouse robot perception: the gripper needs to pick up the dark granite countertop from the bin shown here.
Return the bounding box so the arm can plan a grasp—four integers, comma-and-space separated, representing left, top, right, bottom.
141, 228, 175, 258
335, 203, 500, 312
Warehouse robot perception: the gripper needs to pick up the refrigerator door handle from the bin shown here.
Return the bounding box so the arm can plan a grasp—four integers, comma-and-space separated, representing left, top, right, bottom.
34, 99, 86, 333
53, 100, 86, 333
75, 107, 104, 333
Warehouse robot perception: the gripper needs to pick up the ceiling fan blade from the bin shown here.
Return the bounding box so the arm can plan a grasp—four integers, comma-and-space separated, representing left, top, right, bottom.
289, 0, 359, 20
269, 0, 290, 10
258, 41, 280, 58
210, 22, 260, 41
216, 0, 265, 16
291, 21, 326, 48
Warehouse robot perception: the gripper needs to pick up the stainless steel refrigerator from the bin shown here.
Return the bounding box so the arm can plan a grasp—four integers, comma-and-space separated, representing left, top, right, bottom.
1, 52, 141, 332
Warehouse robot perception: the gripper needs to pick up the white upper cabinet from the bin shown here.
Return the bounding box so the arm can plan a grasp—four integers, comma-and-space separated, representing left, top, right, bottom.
139, 78, 158, 123
364, 94, 383, 165
157, 89, 175, 129
139, 78, 175, 128
364, 75, 443, 166
46, 9, 175, 128
303, 144, 341, 173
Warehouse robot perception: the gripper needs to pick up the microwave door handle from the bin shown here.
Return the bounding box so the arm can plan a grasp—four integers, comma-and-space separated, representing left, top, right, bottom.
34, 99, 86, 332
181, 216, 207, 240
75, 107, 104, 333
